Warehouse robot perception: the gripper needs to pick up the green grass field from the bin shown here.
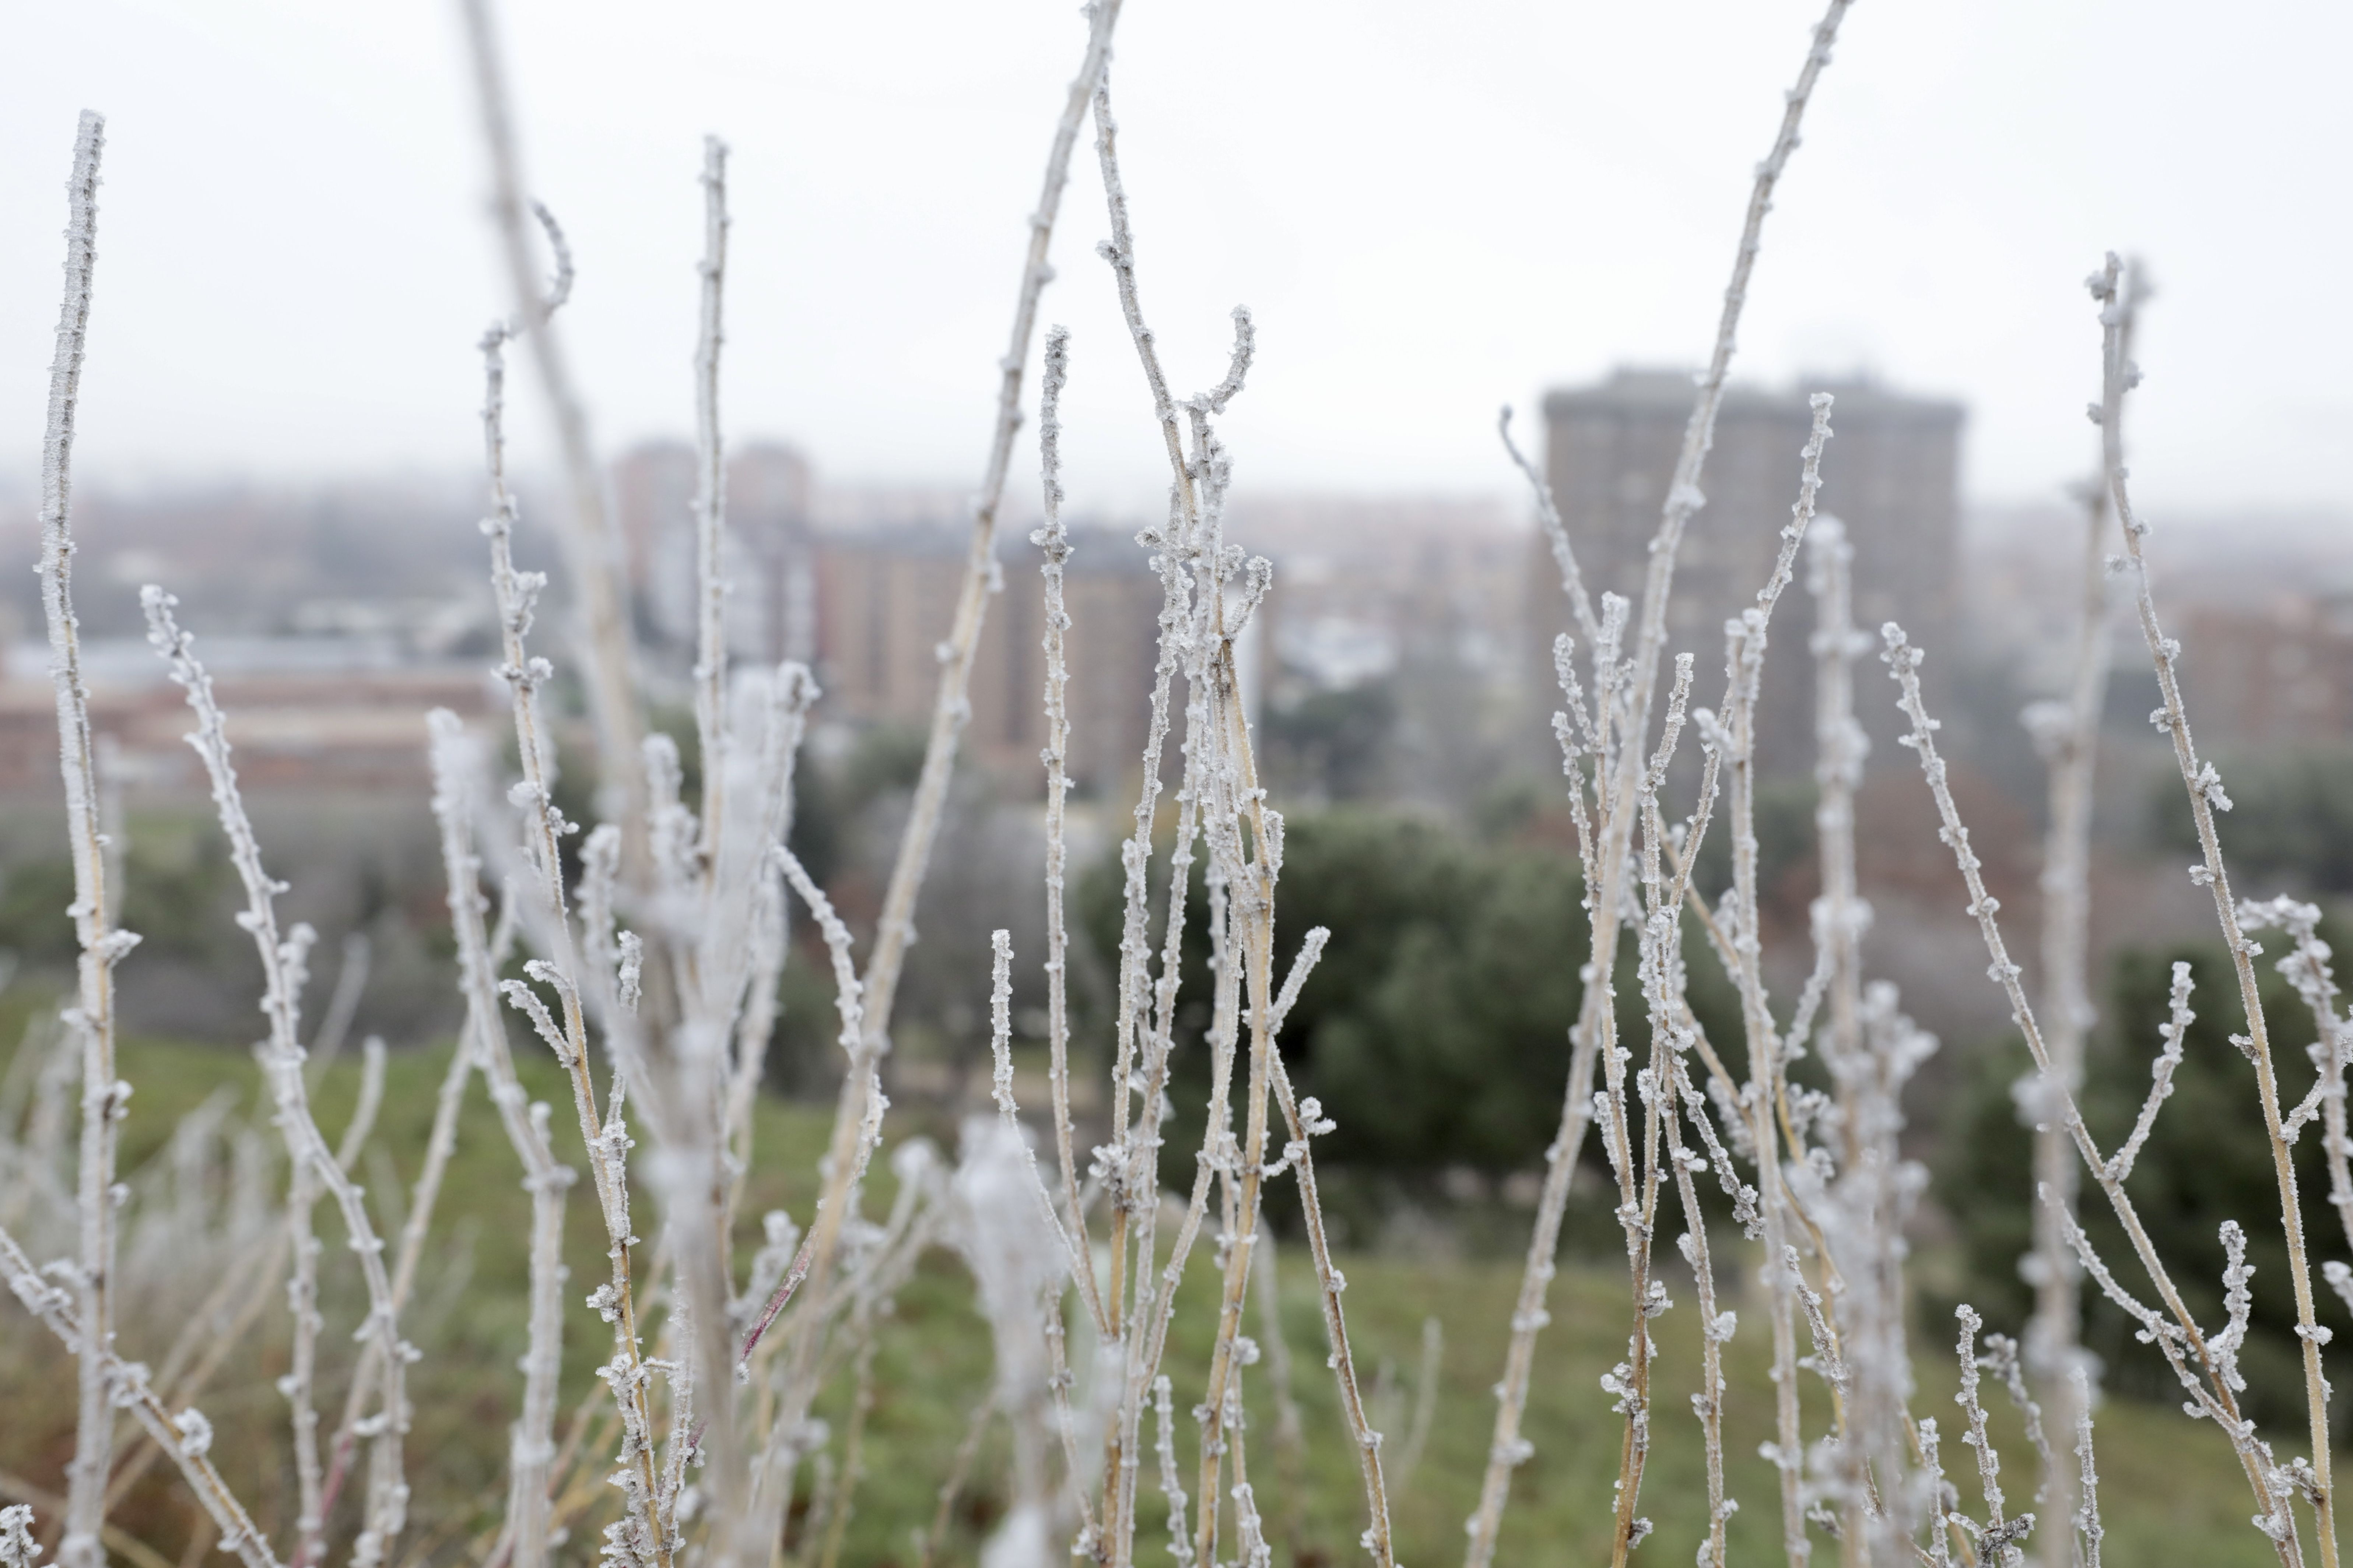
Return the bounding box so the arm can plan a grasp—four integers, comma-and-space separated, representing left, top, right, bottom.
0, 1006, 2310, 1567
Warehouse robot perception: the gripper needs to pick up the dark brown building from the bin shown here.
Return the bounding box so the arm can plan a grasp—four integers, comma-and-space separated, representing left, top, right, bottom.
1531, 369, 1964, 775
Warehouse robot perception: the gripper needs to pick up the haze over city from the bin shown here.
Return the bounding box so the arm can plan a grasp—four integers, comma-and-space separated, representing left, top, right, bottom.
0, 0, 2347, 519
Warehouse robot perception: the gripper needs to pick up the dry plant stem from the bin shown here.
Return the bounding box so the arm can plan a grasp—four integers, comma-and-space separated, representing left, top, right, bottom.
856, 0, 1123, 1051
738, 848, 886, 1361
1727, 402, 1837, 1568
1880, 622, 2303, 1565
285, 1150, 325, 1562
1103, 561, 1210, 1560
720, 668, 817, 1232
1, 1226, 278, 1568
143, 591, 415, 1568
475, 327, 669, 1568
429, 713, 573, 1568
36, 110, 125, 1568
1805, 516, 1911, 1564
1464, 10, 1851, 1558
667, 131, 760, 1546
1118, 884, 1240, 1565
1599, 663, 1697, 1568
1665, 1080, 1734, 1568
293, 1042, 386, 1564
2089, 253, 2336, 1567
2025, 470, 2113, 1565
2072, 1366, 2104, 1568
1624, 400, 1830, 1568
1188, 831, 1276, 1568
691, 134, 731, 868
1033, 324, 1109, 1339
456, 0, 648, 843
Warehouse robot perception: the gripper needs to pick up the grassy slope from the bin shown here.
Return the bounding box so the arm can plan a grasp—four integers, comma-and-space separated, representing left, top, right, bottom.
0, 1008, 2301, 1567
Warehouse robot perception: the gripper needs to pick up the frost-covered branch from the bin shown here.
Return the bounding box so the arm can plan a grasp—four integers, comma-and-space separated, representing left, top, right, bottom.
2089, 251, 2338, 1565
457, 0, 649, 846
142, 589, 415, 1568
34, 111, 130, 1568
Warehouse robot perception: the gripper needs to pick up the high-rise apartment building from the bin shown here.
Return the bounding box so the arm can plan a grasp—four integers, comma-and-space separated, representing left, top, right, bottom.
1530, 369, 1963, 774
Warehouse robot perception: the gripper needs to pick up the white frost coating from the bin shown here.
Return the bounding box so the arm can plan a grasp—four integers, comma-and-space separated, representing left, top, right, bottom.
2239, 897, 2353, 1252
2107, 961, 2193, 1184
0, 1506, 36, 1568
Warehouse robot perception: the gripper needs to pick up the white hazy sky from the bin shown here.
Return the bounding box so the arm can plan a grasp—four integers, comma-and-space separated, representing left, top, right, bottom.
0, 0, 2347, 521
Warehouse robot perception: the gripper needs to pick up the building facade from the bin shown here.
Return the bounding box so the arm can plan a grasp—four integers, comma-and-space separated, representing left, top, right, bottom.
810, 525, 1168, 798
1531, 369, 1964, 775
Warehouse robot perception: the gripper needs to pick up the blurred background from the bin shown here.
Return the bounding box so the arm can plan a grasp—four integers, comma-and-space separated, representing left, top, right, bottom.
0, 0, 2348, 1358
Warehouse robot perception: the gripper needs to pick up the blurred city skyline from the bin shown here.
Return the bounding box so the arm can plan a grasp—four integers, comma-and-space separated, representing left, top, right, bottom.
0, 0, 2347, 522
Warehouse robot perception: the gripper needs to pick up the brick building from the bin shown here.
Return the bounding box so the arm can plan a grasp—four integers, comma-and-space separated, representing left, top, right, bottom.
810, 525, 1166, 798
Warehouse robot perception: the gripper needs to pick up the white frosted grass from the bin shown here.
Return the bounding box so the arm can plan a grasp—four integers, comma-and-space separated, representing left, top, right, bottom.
141, 589, 414, 1568
1465, 10, 1852, 1557
2023, 457, 2118, 1564
1884, 620, 2312, 1565
2090, 249, 2338, 1565
472, 320, 673, 1568
429, 714, 574, 1568
1, 1225, 277, 1568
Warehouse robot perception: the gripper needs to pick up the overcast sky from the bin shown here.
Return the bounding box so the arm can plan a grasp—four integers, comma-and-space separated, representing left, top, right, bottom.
0, 0, 2347, 523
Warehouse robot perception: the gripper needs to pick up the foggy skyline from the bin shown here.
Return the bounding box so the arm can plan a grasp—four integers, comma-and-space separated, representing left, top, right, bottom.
0, 0, 2347, 522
